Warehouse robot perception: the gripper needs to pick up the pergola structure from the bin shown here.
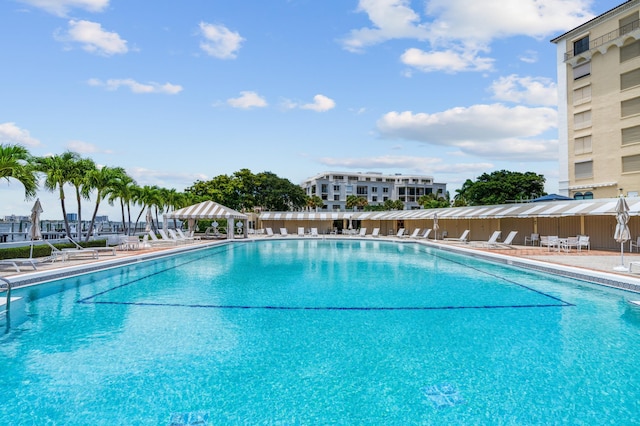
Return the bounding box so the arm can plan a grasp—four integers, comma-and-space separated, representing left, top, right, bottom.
165, 201, 248, 239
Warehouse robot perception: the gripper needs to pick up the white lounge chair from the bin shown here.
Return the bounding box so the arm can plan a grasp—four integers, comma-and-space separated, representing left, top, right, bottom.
358, 228, 367, 237
176, 229, 198, 241
371, 228, 380, 237
0, 258, 40, 273
444, 230, 470, 243
540, 235, 559, 251
158, 229, 180, 245
404, 228, 421, 239
297, 227, 305, 237
472, 230, 502, 248
416, 229, 432, 239
310, 228, 319, 237
489, 231, 518, 249
265, 228, 274, 237
395, 228, 405, 238
168, 229, 189, 244
577, 235, 590, 251
631, 236, 640, 252
280, 228, 289, 237
148, 231, 176, 246
45, 240, 98, 261
68, 237, 117, 256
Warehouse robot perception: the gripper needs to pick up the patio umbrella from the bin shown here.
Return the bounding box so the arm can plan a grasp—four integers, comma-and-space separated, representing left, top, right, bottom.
145, 208, 153, 232
29, 198, 43, 258
613, 195, 631, 271
433, 213, 439, 240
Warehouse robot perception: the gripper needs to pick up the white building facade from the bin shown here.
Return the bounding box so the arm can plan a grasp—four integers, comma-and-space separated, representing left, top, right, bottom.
301, 171, 447, 211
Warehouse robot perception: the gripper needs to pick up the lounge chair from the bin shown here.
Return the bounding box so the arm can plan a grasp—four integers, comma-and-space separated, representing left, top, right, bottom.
176, 229, 198, 241
310, 228, 319, 237
395, 228, 405, 238
168, 229, 189, 244
540, 235, 559, 251
357, 228, 367, 237
297, 227, 305, 237
472, 230, 501, 248
148, 231, 176, 246
489, 231, 518, 249
45, 240, 98, 261
415, 229, 432, 239
444, 230, 470, 243
158, 229, 180, 245
265, 228, 274, 237
68, 237, 117, 256
631, 237, 640, 252
403, 228, 421, 239
0, 258, 40, 273
524, 233, 540, 246
370, 228, 380, 237
280, 228, 289, 237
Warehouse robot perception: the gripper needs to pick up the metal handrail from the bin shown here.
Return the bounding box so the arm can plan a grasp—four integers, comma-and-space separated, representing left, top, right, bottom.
0, 276, 11, 314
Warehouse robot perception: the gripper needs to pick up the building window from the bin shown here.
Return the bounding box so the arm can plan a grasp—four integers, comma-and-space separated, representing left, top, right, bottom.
321, 194, 328, 200
620, 12, 639, 35
333, 195, 340, 201
333, 185, 340, 191
574, 192, 583, 200
574, 110, 591, 128
573, 85, 591, 104
575, 160, 593, 179
371, 187, 377, 193
321, 184, 328, 193
574, 135, 592, 154
622, 125, 640, 145
621, 68, 640, 90
621, 39, 640, 62
622, 97, 640, 117
573, 61, 591, 80
333, 175, 343, 181
383, 187, 389, 193
332, 205, 340, 211
622, 154, 640, 173
356, 186, 368, 195
372, 196, 377, 202
573, 36, 589, 56
584, 191, 594, 199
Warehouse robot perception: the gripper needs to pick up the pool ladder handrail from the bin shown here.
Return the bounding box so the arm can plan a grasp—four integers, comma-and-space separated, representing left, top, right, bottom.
0, 276, 11, 314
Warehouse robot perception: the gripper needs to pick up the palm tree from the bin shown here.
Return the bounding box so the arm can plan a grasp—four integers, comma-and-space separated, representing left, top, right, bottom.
132, 185, 160, 233
0, 144, 38, 199
108, 172, 137, 235
68, 156, 96, 239
85, 166, 125, 242
35, 151, 80, 238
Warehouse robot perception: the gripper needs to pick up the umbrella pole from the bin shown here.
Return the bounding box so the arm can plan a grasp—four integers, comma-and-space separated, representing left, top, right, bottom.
614, 242, 629, 271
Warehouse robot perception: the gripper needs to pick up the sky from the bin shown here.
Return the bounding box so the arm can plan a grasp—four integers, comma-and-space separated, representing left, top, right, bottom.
0, 0, 626, 220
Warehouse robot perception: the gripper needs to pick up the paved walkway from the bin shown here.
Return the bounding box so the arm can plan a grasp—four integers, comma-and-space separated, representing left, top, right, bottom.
2, 237, 640, 291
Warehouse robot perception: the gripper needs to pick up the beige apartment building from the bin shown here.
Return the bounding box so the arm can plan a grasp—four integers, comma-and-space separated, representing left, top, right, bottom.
552, 0, 640, 199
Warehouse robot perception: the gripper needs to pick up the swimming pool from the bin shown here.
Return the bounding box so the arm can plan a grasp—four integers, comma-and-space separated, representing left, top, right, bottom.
1, 239, 640, 424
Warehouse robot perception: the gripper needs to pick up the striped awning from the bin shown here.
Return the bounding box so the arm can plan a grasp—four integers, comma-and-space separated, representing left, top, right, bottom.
258, 197, 640, 221
167, 201, 247, 220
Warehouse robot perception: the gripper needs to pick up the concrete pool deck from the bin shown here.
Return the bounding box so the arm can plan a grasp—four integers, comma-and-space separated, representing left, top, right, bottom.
2, 236, 640, 294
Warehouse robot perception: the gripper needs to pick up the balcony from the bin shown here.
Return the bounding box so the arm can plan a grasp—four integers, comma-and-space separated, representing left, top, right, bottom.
564, 19, 640, 62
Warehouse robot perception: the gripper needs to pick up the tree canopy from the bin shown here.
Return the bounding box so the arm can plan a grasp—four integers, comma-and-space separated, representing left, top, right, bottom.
454, 170, 546, 206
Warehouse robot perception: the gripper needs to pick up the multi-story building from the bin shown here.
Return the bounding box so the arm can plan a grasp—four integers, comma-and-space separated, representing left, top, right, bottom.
551, 0, 640, 199
301, 171, 447, 211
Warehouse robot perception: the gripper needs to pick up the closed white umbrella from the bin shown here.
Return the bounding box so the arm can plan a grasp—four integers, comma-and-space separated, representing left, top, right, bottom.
29, 199, 43, 258
145, 208, 153, 232
432, 213, 439, 240
613, 195, 631, 271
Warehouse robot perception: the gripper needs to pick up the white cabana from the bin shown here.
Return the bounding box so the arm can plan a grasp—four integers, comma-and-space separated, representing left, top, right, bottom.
164, 201, 249, 239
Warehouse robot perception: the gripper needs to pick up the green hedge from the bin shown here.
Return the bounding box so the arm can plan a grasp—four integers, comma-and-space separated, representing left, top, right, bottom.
0, 239, 110, 260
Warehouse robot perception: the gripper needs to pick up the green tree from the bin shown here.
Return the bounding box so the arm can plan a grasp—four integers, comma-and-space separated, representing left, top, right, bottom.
418, 193, 449, 209
68, 156, 96, 239
108, 172, 137, 235
306, 195, 324, 212
383, 199, 405, 210
0, 144, 38, 199
85, 166, 125, 241
35, 151, 81, 238
455, 170, 546, 206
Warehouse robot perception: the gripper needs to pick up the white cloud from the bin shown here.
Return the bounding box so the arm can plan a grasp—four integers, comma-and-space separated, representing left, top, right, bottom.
56, 20, 128, 56
318, 154, 493, 176
65, 140, 113, 154
376, 104, 558, 161
301, 95, 336, 112
227, 91, 268, 109
400, 47, 493, 73
127, 167, 208, 188
0, 122, 41, 147
18, 0, 108, 16
341, 0, 430, 53
343, 0, 597, 74
489, 75, 557, 107
88, 78, 183, 94
519, 49, 538, 64
199, 22, 244, 59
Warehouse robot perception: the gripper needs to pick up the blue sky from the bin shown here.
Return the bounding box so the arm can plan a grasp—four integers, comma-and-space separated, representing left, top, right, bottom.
0, 0, 624, 219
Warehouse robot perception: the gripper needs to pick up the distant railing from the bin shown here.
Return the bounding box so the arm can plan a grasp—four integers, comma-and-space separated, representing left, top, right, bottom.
565, 19, 640, 61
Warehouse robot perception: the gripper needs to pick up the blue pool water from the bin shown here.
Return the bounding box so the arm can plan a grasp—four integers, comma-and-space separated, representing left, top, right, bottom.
2, 239, 640, 424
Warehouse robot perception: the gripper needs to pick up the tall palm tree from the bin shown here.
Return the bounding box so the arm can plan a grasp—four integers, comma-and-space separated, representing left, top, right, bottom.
35, 151, 80, 237
85, 166, 124, 242
108, 172, 137, 235
68, 156, 96, 239
132, 185, 160, 233
0, 144, 38, 199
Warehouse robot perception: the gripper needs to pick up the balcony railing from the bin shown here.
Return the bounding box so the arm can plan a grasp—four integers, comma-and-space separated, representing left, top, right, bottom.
565, 19, 640, 61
